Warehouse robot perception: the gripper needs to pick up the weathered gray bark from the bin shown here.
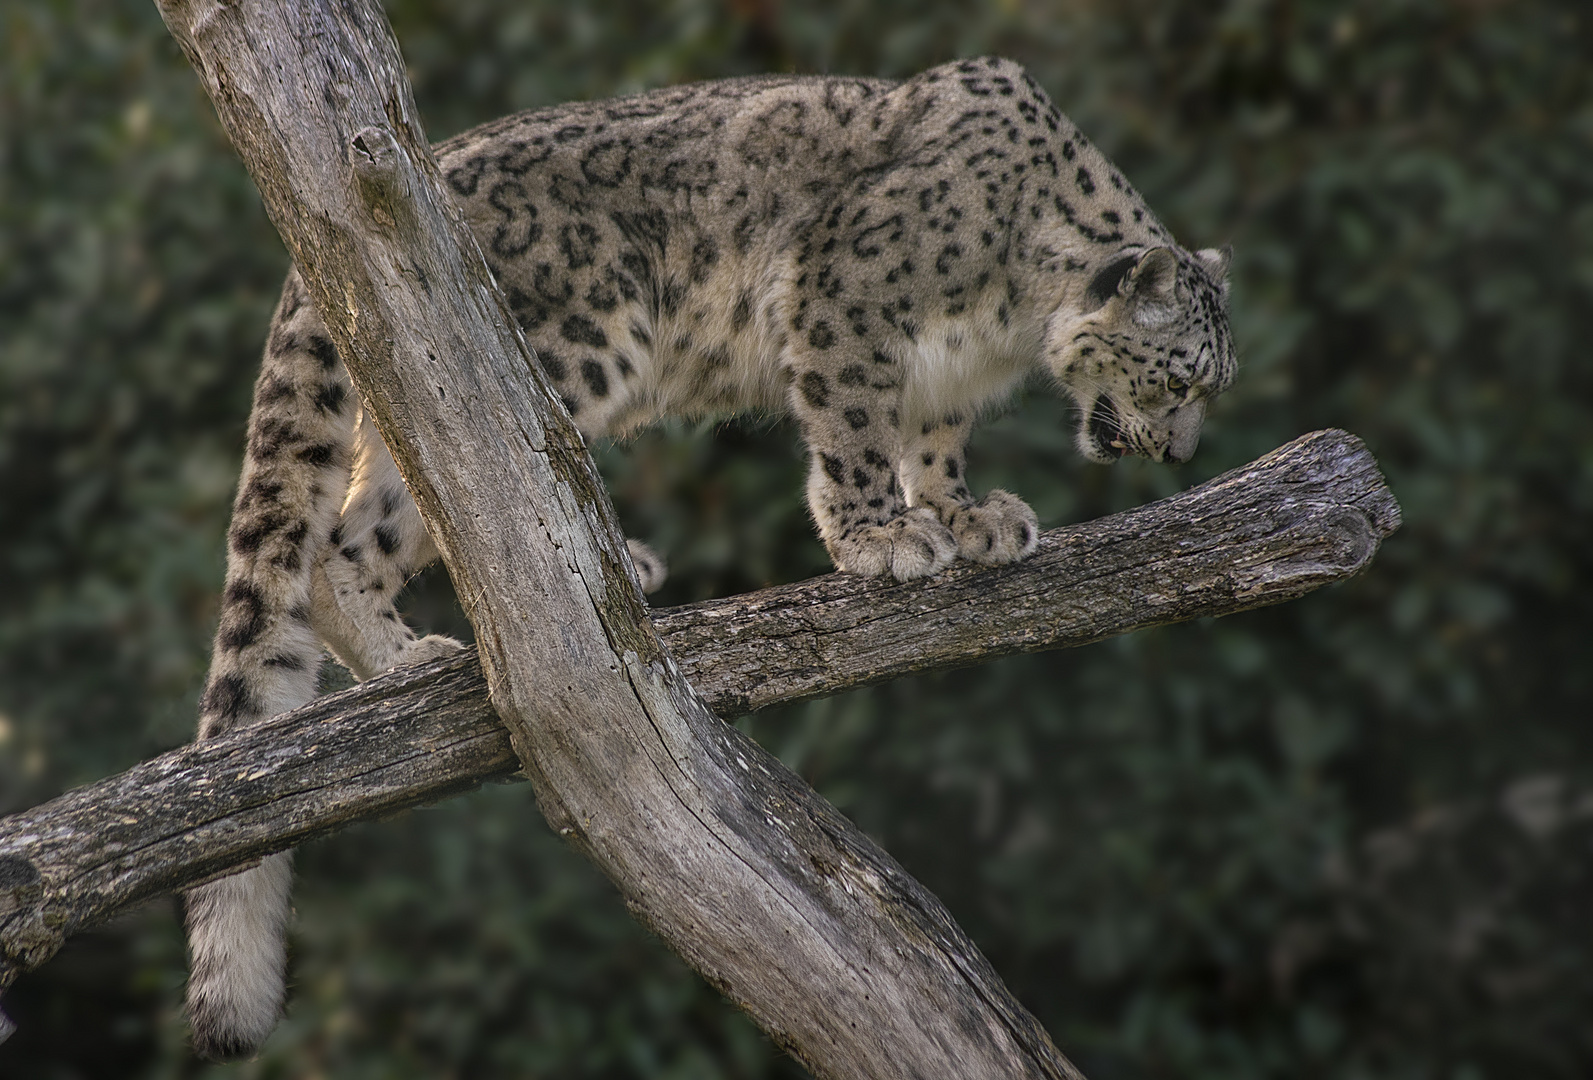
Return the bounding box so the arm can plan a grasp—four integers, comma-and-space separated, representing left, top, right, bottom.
0, 426, 1398, 1057
124, 0, 1091, 1074
0, 0, 1401, 1071
661, 427, 1398, 716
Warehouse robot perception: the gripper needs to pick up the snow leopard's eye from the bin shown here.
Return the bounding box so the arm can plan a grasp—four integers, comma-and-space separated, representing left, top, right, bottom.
1167, 376, 1188, 394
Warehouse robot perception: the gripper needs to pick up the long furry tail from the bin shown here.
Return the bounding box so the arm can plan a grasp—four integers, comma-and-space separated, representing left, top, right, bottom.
183, 851, 295, 1060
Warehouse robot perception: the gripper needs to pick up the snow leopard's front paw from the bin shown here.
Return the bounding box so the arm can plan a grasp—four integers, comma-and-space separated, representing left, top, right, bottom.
830, 507, 958, 581
949, 489, 1040, 566
625, 539, 668, 594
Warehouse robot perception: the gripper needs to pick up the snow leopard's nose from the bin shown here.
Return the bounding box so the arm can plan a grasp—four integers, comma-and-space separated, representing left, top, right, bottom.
1165, 399, 1205, 463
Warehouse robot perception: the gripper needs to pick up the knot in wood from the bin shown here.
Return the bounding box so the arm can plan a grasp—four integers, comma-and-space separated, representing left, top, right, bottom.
1232, 506, 1381, 598
0, 856, 38, 891
0, 855, 41, 917
349, 125, 409, 226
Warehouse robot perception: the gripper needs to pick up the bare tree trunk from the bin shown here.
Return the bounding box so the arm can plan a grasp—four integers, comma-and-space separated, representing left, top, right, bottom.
0, 0, 1400, 1072
140, 0, 1099, 1074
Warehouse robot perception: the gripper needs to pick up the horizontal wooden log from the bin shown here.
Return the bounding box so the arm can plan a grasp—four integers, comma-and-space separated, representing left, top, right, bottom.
0, 426, 1397, 992
664, 427, 1399, 716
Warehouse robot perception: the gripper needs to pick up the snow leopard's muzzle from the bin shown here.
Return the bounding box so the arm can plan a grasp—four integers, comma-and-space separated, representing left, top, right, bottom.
1082, 394, 1205, 464
1084, 393, 1127, 463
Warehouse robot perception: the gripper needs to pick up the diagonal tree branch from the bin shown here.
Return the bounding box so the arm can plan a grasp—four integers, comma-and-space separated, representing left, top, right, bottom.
134, 1, 1096, 1072
0, 426, 1398, 1013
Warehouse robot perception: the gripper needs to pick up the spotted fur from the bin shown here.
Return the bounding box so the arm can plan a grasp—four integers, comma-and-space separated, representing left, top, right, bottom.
185, 56, 1234, 1059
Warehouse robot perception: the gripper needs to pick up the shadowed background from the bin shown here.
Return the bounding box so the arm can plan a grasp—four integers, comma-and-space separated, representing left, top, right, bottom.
2, 0, 1590, 1076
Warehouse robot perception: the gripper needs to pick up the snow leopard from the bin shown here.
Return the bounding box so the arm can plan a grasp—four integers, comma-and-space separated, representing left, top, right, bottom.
183, 56, 1235, 1059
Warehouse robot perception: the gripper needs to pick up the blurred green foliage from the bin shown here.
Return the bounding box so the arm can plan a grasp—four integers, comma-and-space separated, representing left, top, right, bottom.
3, 0, 1591, 1076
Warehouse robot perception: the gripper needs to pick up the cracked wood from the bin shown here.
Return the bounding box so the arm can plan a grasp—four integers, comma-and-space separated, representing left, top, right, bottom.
1, 427, 1398, 1016
125, 0, 1091, 1074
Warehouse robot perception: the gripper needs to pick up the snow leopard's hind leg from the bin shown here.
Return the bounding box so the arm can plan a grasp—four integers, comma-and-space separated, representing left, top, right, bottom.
184, 271, 356, 1060
310, 411, 667, 680
186, 277, 671, 1060
308, 413, 462, 679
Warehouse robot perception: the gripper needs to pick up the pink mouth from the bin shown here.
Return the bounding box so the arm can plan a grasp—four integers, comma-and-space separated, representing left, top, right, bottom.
1086, 395, 1127, 460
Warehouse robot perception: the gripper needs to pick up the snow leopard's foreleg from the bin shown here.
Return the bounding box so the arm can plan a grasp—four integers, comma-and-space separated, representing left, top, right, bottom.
898, 412, 1039, 566
786, 326, 958, 581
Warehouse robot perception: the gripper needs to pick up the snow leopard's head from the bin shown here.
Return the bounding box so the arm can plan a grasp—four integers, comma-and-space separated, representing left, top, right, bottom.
1047, 245, 1235, 465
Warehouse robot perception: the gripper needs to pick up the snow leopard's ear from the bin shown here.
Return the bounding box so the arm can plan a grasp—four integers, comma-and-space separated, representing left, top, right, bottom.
1124, 247, 1179, 302
1195, 245, 1233, 294
1122, 247, 1179, 326
1084, 251, 1141, 310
